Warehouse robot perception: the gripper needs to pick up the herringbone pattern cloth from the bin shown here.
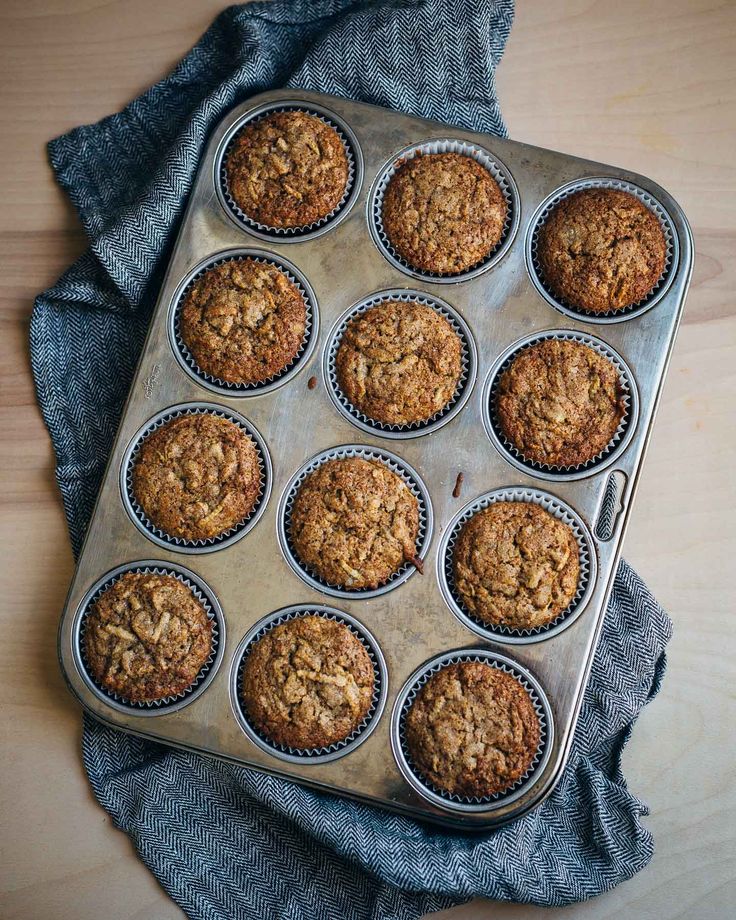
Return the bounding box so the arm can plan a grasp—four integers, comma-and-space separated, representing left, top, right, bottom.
30, 2, 672, 917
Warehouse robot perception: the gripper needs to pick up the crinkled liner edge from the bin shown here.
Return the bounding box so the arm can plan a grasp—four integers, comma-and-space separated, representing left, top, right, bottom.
172, 253, 315, 393
123, 405, 269, 550
76, 564, 221, 711
219, 104, 357, 237
279, 445, 431, 599
487, 331, 637, 476
396, 651, 549, 809
528, 177, 678, 322
232, 607, 385, 760
370, 138, 518, 281
325, 290, 476, 436
439, 488, 596, 641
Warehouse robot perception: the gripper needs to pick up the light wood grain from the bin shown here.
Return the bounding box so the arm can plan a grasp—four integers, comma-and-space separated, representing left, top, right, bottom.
0, 2, 734, 919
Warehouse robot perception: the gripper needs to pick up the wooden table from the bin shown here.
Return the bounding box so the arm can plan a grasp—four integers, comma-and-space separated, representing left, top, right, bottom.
1, 2, 733, 918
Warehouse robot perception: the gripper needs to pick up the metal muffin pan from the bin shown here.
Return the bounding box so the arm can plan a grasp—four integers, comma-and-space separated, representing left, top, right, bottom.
57, 88, 693, 830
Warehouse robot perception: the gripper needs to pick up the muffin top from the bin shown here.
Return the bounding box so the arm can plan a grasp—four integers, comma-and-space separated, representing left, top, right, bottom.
495, 338, 626, 468
536, 188, 666, 313
453, 501, 580, 630
84, 572, 213, 703
381, 152, 507, 274
179, 259, 307, 385
131, 413, 261, 541
290, 456, 420, 590
335, 300, 463, 425
405, 660, 541, 798
241, 614, 375, 750
225, 110, 349, 228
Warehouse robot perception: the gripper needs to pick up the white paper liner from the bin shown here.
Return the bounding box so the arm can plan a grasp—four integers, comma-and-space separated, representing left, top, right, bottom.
395, 651, 550, 810
122, 404, 270, 552
485, 330, 638, 478
77, 564, 221, 712
278, 445, 433, 600
438, 488, 596, 642
368, 138, 519, 282
527, 177, 678, 323
218, 103, 358, 238
232, 606, 385, 761
171, 252, 316, 394
324, 289, 477, 439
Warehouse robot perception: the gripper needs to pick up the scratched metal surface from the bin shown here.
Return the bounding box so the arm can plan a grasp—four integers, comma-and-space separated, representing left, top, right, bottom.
57, 89, 693, 829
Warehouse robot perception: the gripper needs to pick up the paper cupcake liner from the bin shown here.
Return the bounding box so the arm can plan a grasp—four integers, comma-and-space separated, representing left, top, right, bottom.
169, 249, 319, 397
324, 289, 477, 439
527, 177, 679, 324
73, 562, 225, 716
368, 138, 520, 283
437, 488, 597, 644
391, 649, 553, 812
216, 102, 361, 240
482, 330, 639, 482
277, 444, 433, 600
230, 605, 387, 763
120, 402, 272, 554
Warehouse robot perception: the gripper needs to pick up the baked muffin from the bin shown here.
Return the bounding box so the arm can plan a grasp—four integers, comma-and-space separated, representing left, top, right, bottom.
405, 661, 540, 797
536, 188, 666, 313
290, 457, 420, 589
225, 110, 349, 228
241, 614, 374, 749
495, 338, 626, 468
180, 259, 307, 385
382, 152, 507, 274
84, 572, 212, 703
453, 501, 579, 630
131, 413, 261, 541
335, 300, 463, 425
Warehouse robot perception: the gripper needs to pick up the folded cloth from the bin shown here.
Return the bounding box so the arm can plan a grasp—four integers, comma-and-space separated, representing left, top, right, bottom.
31, 2, 672, 917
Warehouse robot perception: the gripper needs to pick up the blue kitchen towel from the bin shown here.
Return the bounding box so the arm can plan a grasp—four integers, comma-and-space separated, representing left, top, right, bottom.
30, 1, 673, 917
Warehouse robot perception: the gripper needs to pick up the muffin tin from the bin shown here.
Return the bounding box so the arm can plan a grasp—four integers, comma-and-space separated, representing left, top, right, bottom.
57, 89, 693, 830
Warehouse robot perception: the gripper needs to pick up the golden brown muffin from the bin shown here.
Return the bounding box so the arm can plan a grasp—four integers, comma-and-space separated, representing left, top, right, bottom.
290, 457, 420, 589
335, 300, 463, 425
495, 339, 626, 468
132, 413, 261, 541
179, 259, 307, 385
536, 188, 666, 313
225, 110, 349, 228
84, 572, 212, 703
381, 152, 507, 274
405, 661, 541, 798
241, 615, 374, 749
453, 501, 580, 630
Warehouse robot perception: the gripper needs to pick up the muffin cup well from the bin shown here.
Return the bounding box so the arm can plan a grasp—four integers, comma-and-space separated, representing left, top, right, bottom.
277, 444, 433, 600
526, 177, 678, 324
230, 605, 387, 763
216, 101, 362, 241
323, 289, 478, 439
169, 249, 319, 396
368, 138, 520, 283
73, 561, 225, 716
120, 402, 272, 553
391, 649, 553, 812
482, 330, 639, 482
437, 488, 597, 644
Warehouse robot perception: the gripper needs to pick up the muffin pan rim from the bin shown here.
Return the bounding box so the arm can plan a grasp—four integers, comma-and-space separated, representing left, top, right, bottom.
436, 486, 598, 645
56, 88, 694, 831
71, 560, 226, 717
214, 99, 364, 241
119, 401, 273, 553
229, 604, 388, 764
322, 287, 478, 439
390, 648, 554, 813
